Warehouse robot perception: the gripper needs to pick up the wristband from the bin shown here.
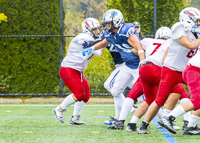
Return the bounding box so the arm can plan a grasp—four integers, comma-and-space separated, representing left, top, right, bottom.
138, 50, 144, 55
91, 46, 95, 51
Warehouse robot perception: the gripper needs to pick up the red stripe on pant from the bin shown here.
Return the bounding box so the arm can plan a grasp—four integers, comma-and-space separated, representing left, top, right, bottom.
59, 67, 90, 102
183, 65, 200, 110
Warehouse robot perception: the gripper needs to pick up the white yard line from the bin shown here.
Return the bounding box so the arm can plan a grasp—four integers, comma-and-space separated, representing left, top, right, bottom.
0, 104, 114, 107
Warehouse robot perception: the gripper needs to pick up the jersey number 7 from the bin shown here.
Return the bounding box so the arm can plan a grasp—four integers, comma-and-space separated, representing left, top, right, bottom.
151, 43, 162, 55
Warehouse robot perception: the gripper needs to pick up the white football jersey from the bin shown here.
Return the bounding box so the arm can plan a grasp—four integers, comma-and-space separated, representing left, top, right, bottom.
188, 46, 200, 68
61, 33, 102, 72
143, 39, 171, 67
141, 38, 166, 58
163, 22, 199, 72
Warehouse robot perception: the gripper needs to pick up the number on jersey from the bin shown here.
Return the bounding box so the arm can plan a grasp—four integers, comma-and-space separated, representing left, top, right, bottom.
186, 48, 198, 58
150, 43, 162, 55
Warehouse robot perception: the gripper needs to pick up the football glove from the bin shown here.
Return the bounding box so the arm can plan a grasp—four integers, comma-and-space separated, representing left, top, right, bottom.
191, 26, 200, 34
82, 46, 95, 56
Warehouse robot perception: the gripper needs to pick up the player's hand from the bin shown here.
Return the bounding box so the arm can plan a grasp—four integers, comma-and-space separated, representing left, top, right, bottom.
82, 41, 92, 48
82, 47, 95, 56
191, 26, 200, 34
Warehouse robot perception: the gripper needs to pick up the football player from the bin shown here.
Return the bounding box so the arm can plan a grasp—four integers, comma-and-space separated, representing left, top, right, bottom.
107, 27, 189, 131
100, 10, 143, 125
158, 7, 200, 135
138, 7, 200, 134
82, 9, 145, 125
53, 17, 102, 125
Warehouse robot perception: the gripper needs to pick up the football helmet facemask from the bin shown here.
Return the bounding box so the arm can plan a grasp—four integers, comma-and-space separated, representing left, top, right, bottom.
82, 18, 101, 39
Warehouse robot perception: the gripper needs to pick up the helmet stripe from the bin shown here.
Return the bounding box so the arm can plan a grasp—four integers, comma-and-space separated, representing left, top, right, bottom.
85, 21, 90, 27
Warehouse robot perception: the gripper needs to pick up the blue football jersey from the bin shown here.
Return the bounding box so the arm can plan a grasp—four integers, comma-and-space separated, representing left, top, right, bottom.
105, 23, 140, 69
100, 31, 124, 65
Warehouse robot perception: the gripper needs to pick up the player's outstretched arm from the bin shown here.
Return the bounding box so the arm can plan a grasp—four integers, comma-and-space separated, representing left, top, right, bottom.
128, 34, 145, 61
178, 36, 200, 50
82, 39, 110, 56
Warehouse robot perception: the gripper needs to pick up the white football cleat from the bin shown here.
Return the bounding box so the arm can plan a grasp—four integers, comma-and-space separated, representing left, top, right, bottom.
53, 105, 66, 123
69, 115, 89, 125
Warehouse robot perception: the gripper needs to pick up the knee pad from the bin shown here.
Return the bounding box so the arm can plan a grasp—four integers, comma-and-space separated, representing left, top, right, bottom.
104, 81, 111, 92
111, 88, 121, 97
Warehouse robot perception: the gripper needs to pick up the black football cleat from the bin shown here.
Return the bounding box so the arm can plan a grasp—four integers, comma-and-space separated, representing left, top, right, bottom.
138, 121, 149, 134
125, 123, 137, 132
183, 126, 200, 135
182, 120, 189, 130
107, 120, 125, 130
158, 115, 176, 134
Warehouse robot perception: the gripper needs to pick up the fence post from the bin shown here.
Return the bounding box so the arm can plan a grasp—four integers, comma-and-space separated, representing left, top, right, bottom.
153, 0, 157, 35
59, 0, 63, 98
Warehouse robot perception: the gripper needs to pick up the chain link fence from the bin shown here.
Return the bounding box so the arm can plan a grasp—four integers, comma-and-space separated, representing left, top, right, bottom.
0, 0, 199, 97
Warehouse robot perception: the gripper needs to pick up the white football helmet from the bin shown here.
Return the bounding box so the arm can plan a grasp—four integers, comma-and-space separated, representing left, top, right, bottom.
82, 18, 101, 39
179, 7, 200, 27
155, 27, 172, 40
102, 9, 124, 32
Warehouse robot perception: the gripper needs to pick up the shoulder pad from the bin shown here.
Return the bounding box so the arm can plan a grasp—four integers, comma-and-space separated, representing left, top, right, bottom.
172, 22, 192, 33
119, 23, 135, 34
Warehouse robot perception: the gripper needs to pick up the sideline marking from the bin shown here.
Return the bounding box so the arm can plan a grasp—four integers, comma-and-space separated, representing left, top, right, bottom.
153, 117, 177, 143
0, 104, 115, 107
27, 107, 115, 109
9, 116, 133, 118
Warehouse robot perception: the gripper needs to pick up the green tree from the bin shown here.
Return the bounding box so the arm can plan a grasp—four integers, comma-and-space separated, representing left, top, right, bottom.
0, 0, 65, 93
106, 0, 190, 35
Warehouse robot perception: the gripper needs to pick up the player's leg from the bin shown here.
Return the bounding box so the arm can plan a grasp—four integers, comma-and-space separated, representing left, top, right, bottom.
70, 74, 90, 125
158, 65, 199, 134
104, 66, 121, 92
103, 66, 123, 125
53, 67, 83, 123
121, 77, 143, 120
106, 66, 136, 126
136, 84, 158, 134
183, 109, 200, 135
110, 65, 135, 119
163, 93, 181, 130
127, 78, 145, 113
136, 63, 161, 134
139, 66, 183, 134
107, 77, 143, 130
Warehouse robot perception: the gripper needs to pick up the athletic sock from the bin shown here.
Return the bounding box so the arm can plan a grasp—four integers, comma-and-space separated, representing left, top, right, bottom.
157, 108, 164, 119
180, 98, 191, 121
60, 94, 76, 109
164, 109, 171, 116
114, 93, 125, 118
188, 115, 200, 128
119, 98, 134, 120
73, 101, 85, 115
167, 105, 185, 118
130, 115, 139, 123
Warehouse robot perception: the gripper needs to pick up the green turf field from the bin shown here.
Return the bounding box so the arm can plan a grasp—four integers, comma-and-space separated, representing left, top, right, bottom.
0, 104, 199, 143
